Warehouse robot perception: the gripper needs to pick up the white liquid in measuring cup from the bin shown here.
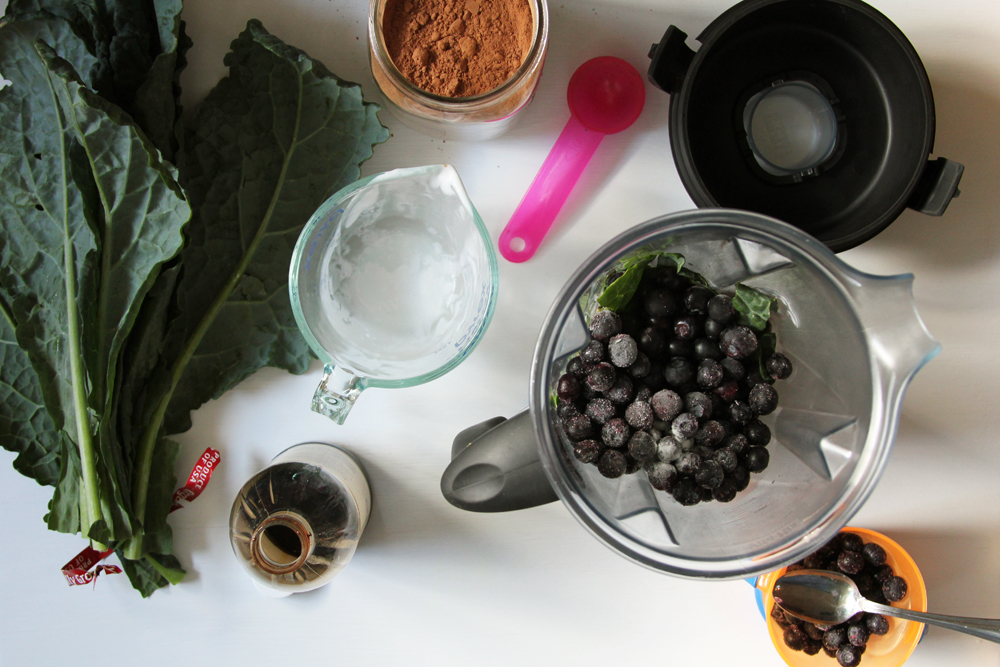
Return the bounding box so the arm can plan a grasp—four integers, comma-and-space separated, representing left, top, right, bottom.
314, 169, 488, 379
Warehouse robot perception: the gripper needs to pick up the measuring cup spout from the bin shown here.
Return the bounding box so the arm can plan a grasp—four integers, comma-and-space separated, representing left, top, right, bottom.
312, 364, 369, 425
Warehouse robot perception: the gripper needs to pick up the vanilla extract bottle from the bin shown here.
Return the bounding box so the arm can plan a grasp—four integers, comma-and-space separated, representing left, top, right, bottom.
229, 443, 371, 596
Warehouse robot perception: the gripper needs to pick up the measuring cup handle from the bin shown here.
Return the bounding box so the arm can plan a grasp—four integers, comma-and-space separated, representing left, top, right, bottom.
312, 364, 368, 425
499, 117, 604, 263
441, 409, 558, 511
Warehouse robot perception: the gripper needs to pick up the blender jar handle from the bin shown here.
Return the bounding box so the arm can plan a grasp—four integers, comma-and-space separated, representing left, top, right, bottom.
312, 364, 368, 425
646, 26, 695, 93
907, 157, 964, 216
441, 409, 558, 512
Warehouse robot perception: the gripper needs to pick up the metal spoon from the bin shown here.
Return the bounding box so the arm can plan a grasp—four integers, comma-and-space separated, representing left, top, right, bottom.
774, 569, 1000, 644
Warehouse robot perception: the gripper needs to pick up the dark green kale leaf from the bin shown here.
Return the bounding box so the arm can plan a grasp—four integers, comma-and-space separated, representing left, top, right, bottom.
123, 19, 389, 562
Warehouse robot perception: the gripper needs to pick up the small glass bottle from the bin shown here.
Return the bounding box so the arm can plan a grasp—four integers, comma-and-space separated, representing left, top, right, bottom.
229, 442, 371, 596
368, 0, 549, 140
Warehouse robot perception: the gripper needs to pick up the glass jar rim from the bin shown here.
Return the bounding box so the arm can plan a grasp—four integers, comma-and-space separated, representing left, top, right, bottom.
368, 0, 549, 110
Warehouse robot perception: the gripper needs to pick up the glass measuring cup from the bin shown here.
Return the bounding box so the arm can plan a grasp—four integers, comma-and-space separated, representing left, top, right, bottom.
443, 209, 939, 579
290, 165, 498, 424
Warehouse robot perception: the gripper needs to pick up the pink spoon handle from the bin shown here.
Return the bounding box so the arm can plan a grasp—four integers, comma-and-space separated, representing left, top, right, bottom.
499, 116, 605, 262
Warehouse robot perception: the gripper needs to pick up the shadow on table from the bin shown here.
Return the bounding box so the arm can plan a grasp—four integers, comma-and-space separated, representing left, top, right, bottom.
876, 528, 1000, 654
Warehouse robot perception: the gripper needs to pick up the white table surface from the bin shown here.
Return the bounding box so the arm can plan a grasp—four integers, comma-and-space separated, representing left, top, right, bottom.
1, 0, 999, 665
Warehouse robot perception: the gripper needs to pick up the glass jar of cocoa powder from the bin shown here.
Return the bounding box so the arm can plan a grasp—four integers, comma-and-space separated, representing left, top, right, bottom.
368, 0, 548, 140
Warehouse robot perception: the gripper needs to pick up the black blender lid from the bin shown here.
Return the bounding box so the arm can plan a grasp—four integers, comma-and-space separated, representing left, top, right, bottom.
647, 0, 964, 252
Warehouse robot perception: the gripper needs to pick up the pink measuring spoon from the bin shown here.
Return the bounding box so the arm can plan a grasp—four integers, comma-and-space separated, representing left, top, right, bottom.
499, 56, 646, 263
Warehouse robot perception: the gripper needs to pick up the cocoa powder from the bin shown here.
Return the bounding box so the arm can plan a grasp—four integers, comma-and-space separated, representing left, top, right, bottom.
382, 0, 533, 98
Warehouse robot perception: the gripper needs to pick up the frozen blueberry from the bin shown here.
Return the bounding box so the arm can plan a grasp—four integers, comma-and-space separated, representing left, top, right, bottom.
714, 380, 741, 403
675, 451, 702, 475
720, 326, 758, 359
744, 420, 772, 446
803, 641, 822, 656
645, 461, 677, 491
883, 576, 908, 602
766, 352, 793, 380
625, 401, 654, 431
628, 352, 651, 379
713, 447, 739, 472
585, 398, 616, 425
557, 400, 579, 421
608, 334, 639, 368
638, 326, 670, 358
651, 389, 683, 421
664, 357, 695, 387
601, 418, 631, 449
872, 564, 895, 584
823, 626, 846, 650
671, 477, 701, 506
585, 362, 616, 393
743, 446, 770, 473
694, 460, 724, 489
712, 477, 738, 502
729, 400, 753, 426
783, 626, 807, 651
838, 551, 864, 575
694, 420, 726, 447
589, 310, 622, 341
731, 465, 751, 491
557, 374, 581, 402
573, 440, 602, 464
847, 623, 869, 647
606, 375, 635, 405
697, 359, 724, 389
703, 318, 724, 339
581, 339, 605, 364
707, 294, 736, 324
624, 454, 643, 475
771, 602, 792, 628
693, 444, 714, 460
749, 383, 779, 415
671, 413, 700, 440
673, 314, 700, 341
563, 413, 594, 441
657, 436, 682, 463
862, 542, 887, 567
684, 392, 713, 420
836, 645, 861, 667
628, 431, 656, 463
805, 624, 825, 641
866, 614, 889, 636
668, 338, 693, 357
693, 338, 723, 361
838, 532, 864, 552
720, 357, 745, 381
635, 386, 653, 403
567, 356, 588, 379
597, 449, 627, 478
683, 286, 713, 314
644, 289, 677, 318
643, 361, 667, 390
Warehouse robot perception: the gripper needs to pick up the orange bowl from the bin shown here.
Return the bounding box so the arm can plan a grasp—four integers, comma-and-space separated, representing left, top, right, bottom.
756, 527, 927, 667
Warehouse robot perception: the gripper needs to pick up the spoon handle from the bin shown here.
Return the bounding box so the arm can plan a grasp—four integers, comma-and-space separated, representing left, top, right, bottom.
860, 599, 1000, 644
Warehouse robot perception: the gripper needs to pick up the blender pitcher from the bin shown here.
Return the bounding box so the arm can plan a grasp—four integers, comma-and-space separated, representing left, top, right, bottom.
441, 209, 939, 579
290, 165, 499, 424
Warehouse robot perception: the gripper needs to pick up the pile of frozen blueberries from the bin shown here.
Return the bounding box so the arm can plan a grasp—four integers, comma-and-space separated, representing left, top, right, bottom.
775, 531, 910, 666
554, 261, 792, 506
